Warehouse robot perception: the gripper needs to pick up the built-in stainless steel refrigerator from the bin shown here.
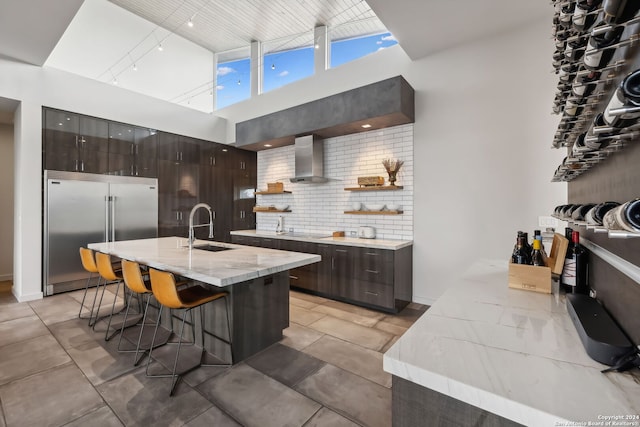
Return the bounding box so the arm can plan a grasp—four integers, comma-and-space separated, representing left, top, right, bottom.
43, 170, 158, 296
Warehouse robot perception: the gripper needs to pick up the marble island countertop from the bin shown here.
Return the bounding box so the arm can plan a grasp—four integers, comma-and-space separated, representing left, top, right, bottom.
88, 236, 320, 287
384, 259, 640, 425
230, 229, 412, 250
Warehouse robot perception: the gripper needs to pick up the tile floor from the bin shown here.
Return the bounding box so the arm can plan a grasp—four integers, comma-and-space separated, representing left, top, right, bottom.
0, 280, 427, 427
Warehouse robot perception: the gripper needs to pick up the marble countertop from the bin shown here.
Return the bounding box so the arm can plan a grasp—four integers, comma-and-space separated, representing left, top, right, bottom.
230, 230, 412, 250
88, 236, 320, 287
383, 259, 640, 425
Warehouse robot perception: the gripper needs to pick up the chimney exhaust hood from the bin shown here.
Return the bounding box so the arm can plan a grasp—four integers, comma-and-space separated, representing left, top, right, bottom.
290, 135, 328, 183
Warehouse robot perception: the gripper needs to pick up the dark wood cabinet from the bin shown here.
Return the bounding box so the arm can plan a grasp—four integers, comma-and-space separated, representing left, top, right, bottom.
157, 157, 199, 238
231, 149, 257, 233
157, 132, 200, 164
231, 235, 412, 312
43, 108, 156, 177
44, 109, 109, 173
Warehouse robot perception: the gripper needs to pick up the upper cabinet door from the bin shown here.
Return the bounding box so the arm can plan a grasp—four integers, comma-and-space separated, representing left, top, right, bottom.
44, 109, 80, 171
133, 128, 157, 177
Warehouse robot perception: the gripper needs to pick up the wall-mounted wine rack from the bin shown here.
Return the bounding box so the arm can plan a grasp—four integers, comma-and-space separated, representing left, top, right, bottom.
550, 1, 640, 182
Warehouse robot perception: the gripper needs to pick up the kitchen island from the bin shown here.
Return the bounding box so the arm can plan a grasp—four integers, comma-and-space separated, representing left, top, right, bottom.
384, 260, 640, 426
89, 236, 320, 362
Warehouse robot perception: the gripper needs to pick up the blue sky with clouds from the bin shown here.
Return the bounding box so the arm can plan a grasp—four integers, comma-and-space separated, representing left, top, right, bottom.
215, 32, 397, 110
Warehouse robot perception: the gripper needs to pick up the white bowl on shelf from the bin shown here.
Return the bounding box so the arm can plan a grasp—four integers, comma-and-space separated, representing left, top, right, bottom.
275, 204, 289, 211
351, 202, 361, 211
366, 204, 385, 211
387, 204, 401, 211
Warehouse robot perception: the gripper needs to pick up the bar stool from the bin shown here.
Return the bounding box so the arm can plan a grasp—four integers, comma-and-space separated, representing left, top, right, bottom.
118, 259, 170, 366
146, 268, 232, 396
78, 248, 101, 321
94, 252, 132, 341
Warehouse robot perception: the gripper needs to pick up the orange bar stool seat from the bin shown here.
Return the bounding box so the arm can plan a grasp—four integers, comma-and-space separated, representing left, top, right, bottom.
118, 259, 170, 365
146, 268, 232, 396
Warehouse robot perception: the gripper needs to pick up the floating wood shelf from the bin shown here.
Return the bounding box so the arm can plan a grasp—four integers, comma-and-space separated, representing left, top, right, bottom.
344, 210, 403, 215
255, 191, 292, 195
253, 207, 291, 213
344, 186, 403, 191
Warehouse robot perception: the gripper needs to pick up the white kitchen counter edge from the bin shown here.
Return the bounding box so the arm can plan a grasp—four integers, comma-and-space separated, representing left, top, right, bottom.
383, 259, 640, 425
230, 230, 412, 250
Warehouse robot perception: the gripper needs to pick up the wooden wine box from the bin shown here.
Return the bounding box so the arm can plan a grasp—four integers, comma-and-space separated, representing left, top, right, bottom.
508, 233, 569, 294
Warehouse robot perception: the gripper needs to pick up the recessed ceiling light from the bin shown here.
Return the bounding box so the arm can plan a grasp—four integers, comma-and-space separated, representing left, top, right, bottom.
264, 144, 272, 147
187, 18, 194, 27
361, 124, 372, 128
157, 43, 163, 51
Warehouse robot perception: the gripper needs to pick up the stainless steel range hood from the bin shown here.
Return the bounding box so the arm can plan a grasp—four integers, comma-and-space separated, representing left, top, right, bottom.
290, 135, 328, 183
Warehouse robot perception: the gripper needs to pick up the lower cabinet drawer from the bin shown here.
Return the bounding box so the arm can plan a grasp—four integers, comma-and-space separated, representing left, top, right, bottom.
289, 266, 317, 291
347, 280, 394, 309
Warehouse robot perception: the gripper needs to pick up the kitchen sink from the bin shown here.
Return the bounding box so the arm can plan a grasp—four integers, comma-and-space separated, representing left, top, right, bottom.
191, 244, 234, 252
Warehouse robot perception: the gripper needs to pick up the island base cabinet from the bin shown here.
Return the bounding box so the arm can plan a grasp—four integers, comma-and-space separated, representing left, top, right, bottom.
202, 272, 289, 363
392, 376, 523, 427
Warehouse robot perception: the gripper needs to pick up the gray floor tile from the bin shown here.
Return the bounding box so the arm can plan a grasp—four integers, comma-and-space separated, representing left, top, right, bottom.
0, 334, 71, 386
0, 363, 104, 427
48, 318, 103, 350
66, 338, 139, 386
96, 366, 213, 426
29, 293, 83, 326
290, 305, 327, 326
246, 343, 325, 387
318, 299, 386, 320
303, 335, 391, 388
198, 363, 321, 427
184, 405, 242, 427
311, 304, 383, 327
0, 301, 34, 323
289, 291, 330, 304
303, 407, 361, 427
280, 323, 325, 351
63, 405, 124, 427
0, 315, 49, 348
307, 316, 393, 352
295, 364, 391, 427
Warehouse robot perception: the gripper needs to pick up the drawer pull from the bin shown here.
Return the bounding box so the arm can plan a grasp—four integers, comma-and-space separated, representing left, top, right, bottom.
289, 275, 299, 280
364, 291, 379, 296
365, 269, 379, 274
365, 252, 379, 256
335, 249, 348, 253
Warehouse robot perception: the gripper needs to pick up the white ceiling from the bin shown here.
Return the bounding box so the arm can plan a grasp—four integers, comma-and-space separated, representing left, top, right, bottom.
109, 0, 388, 54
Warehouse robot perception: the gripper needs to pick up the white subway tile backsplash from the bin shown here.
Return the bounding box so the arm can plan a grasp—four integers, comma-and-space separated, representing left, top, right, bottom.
256, 124, 413, 240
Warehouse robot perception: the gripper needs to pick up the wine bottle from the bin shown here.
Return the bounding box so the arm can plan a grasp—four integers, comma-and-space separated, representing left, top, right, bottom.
592, 201, 621, 226
560, 1, 576, 28
603, 69, 640, 127
533, 230, 548, 265
603, 199, 640, 232
602, 0, 639, 23
566, 231, 589, 294
583, 25, 624, 70
573, 0, 603, 32
512, 234, 531, 265
572, 203, 596, 221
531, 238, 545, 267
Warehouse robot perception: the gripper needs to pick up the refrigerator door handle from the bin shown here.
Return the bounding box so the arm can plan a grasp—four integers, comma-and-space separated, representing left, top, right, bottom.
105, 196, 110, 242
111, 196, 116, 242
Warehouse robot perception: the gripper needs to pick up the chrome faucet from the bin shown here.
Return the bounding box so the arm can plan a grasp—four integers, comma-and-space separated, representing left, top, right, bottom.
188, 203, 214, 249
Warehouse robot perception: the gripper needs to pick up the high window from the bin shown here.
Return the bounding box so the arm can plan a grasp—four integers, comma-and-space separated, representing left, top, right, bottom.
331, 32, 397, 68
215, 48, 251, 110
263, 32, 315, 94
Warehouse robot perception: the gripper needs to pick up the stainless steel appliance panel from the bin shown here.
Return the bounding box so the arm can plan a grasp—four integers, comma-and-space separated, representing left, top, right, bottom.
110, 183, 158, 241
45, 178, 108, 290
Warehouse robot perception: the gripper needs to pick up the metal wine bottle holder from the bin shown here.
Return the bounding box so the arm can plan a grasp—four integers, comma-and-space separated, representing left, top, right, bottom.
549, 3, 640, 182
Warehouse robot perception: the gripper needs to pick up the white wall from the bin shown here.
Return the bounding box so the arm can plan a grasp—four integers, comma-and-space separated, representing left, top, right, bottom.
219, 19, 567, 305
257, 124, 413, 239
0, 123, 14, 281
0, 59, 228, 301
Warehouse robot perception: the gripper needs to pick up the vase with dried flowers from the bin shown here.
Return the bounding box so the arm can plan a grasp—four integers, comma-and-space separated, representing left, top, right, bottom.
382, 159, 404, 186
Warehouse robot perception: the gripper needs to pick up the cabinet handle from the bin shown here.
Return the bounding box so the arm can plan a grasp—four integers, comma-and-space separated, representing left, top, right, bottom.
210, 156, 213, 166
365, 252, 379, 256
80, 161, 84, 172
176, 212, 180, 221
75, 135, 78, 149
180, 152, 183, 161
176, 152, 180, 161
289, 275, 299, 280
74, 159, 78, 171
365, 269, 379, 274
364, 291, 379, 296
212, 210, 216, 219
332, 258, 335, 269
335, 249, 348, 253
131, 144, 134, 155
